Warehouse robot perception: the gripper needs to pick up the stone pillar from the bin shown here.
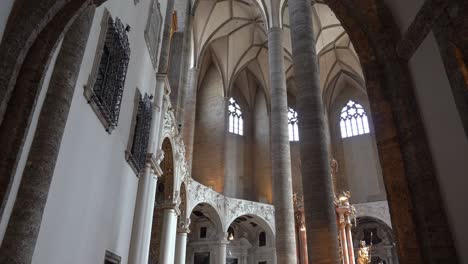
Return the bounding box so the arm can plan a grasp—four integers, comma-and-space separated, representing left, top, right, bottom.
217, 236, 228, 264
128, 164, 161, 264
174, 218, 190, 264
0, 7, 95, 263
299, 228, 309, 264
158, 205, 179, 264
267, 27, 298, 263
288, 1, 340, 263
346, 220, 355, 264
129, 70, 167, 263
181, 68, 199, 170
339, 222, 350, 264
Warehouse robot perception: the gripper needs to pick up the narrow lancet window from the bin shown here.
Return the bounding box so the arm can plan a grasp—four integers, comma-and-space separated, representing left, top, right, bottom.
228, 97, 243, 135
340, 100, 370, 138
288, 107, 299, 141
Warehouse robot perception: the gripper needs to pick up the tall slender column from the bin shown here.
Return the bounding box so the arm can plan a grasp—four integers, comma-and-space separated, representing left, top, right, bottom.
267, 27, 298, 263
158, 205, 179, 264
128, 68, 167, 264
0, 7, 95, 263
288, 0, 340, 263
346, 219, 355, 264
174, 218, 190, 264
299, 228, 309, 264
181, 68, 199, 171
128, 164, 161, 264
339, 222, 349, 264
217, 237, 228, 264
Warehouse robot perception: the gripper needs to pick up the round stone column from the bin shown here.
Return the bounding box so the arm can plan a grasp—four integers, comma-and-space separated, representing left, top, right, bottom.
158, 205, 179, 264
288, 0, 340, 263
174, 218, 190, 264
339, 221, 350, 264
267, 27, 298, 264
346, 218, 355, 264
217, 239, 228, 264
128, 164, 161, 264
181, 67, 199, 171
0, 7, 96, 263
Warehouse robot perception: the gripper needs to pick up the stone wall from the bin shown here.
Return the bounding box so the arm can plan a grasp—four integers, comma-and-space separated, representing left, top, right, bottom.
192, 65, 227, 193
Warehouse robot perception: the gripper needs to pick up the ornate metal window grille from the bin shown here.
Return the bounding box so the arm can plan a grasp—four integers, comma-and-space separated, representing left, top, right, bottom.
228, 97, 243, 135
288, 107, 299, 141
104, 250, 121, 264
340, 100, 370, 138
91, 16, 130, 131
128, 94, 153, 174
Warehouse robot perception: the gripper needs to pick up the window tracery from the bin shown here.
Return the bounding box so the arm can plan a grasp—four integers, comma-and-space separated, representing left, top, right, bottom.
228, 97, 243, 135
340, 100, 370, 138
288, 107, 299, 141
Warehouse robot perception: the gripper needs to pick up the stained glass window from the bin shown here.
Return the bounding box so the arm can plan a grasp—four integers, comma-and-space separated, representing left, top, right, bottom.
288, 107, 299, 141
228, 97, 243, 135
340, 100, 370, 138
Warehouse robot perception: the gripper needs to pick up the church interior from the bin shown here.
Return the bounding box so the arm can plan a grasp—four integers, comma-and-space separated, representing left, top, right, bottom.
0, 0, 466, 263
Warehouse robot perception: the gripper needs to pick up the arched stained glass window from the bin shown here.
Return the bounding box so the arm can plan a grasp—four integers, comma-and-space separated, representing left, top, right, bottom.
288, 107, 299, 141
340, 100, 370, 138
228, 97, 243, 135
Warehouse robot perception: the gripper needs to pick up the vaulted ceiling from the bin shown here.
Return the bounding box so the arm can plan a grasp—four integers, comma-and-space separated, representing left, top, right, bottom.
192, 0, 366, 109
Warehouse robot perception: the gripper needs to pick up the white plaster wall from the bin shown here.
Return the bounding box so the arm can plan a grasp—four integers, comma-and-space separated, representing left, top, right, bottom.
253, 91, 272, 203
343, 134, 386, 204
31, 0, 166, 263
329, 89, 386, 204
192, 65, 226, 193
0, 38, 63, 244
409, 32, 468, 264
0, 0, 15, 42
225, 134, 246, 198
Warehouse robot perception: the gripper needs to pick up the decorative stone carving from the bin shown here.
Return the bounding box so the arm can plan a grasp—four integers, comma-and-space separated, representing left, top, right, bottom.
159, 99, 276, 239
178, 218, 191, 233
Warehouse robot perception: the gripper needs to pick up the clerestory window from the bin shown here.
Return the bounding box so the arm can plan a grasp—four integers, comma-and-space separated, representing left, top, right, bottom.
288, 107, 299, 141
228, 97, 243, 135
340, 100, 370, 138
126, 93, 153, 175
85, 11, 131, 133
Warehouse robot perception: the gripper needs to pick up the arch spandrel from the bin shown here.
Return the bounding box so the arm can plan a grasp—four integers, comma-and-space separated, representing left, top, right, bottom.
185, 179, 276, 234
224, 199, 276, 235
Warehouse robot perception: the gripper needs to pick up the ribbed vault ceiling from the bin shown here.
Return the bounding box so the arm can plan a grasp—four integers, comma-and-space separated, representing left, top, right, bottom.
193, 0, 366, 108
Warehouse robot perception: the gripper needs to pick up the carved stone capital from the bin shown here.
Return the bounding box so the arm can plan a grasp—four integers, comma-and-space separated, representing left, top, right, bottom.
147, 153, 163, 177
177, 218, 191, 234
158, 201, 181, 216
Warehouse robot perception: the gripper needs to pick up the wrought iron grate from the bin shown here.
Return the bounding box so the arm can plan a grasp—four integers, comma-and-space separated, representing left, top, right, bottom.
128, 94, 153, 174
92, 16, 130, 131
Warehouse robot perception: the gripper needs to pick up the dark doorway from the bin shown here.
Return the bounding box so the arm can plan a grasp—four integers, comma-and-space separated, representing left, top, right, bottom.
227, 258, 238, 264
194, 252, 210, 264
